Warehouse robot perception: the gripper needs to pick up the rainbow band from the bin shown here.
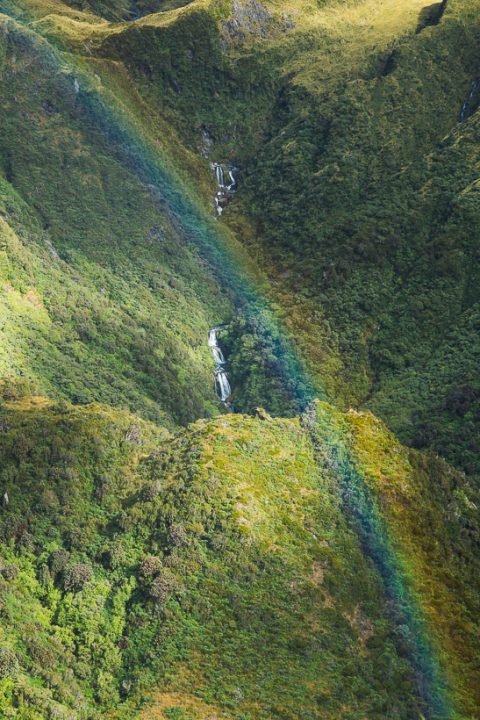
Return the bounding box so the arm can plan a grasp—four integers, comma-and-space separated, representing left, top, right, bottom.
0, 4, 453, 716
309, 407, 451, 718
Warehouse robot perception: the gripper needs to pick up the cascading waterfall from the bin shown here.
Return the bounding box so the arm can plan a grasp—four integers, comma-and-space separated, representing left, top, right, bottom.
211, 162, 238, 217
460, 79, 480, 122
6, 8, 453, 708
208, 327, 232, 403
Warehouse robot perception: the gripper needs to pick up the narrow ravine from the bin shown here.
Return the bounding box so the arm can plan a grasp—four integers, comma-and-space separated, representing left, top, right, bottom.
208, 326, 232, 404
460, 79, 480, 122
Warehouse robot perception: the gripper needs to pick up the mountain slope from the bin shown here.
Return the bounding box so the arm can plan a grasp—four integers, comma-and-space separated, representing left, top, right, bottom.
13, 0, 479, 476
0, 396, 478, 719
0, 11, 232, 427
0, 1, 479, 719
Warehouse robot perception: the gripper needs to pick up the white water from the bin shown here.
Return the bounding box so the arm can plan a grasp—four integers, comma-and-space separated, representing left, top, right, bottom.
212, 346, 225, 365
211, 163, 238, 217
215, 369, 232, 403
208, 327, 231, 403
215, 164, 225, 187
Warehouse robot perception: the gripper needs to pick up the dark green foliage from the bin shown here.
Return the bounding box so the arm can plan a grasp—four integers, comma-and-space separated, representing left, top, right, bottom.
80, 0, 480, 478
63, 562, 93, 591
0, 2, 478, 718
0, 649, 19, 679
220, 313, 313, 416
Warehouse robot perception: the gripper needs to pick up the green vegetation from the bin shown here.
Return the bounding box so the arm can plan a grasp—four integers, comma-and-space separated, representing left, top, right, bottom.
19, 0, 478, 479
1, 394, 477, 719
344, 406, 480, 716
0, 0, 479, 718
0, 14, 232, 427
0, 396, 479, 718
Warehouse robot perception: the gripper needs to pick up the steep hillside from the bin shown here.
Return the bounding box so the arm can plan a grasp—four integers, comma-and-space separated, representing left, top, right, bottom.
32, 0, 478, 477
0, 395, 478, 719
0, 1, 479, 719
3, 0, 480, 471
0, 8, 233, 427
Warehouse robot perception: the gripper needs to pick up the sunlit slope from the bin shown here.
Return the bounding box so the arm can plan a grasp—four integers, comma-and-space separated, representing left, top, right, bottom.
2, 0, 479, 467
0, 395, 478, 719
0, 13, 233, 426
0, 3, 478, 720
333, 404, 480, 717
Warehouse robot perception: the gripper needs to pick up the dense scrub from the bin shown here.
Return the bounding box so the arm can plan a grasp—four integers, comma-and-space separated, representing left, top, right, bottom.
73, 0, 480, 478
1, 395, 478, 719
0, 1, 479, 718
226, 0, 480, 477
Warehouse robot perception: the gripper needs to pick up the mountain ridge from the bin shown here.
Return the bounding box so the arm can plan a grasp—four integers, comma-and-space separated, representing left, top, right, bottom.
1, 393, 479, 719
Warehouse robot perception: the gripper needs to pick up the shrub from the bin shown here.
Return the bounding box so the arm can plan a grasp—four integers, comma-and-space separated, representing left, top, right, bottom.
0, 379, 35, 402
38, 564, 52, 588
95, 474, 112, 502
142, 480, 162, 502
149, 567, 179, 608
63, 563, 93, 592
49, 549, 70, 580
0, 647, 19, 678
0, 563, 18, 580
139, 555, 163, 578
169, 523, 189, 547
107, 541, 127, 570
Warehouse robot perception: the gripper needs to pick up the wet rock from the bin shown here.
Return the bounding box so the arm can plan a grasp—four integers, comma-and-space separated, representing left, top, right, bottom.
211, 162, 238, 217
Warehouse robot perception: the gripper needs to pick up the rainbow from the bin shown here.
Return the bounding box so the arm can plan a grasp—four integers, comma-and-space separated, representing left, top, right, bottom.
0, 5, 454, 716
310, 407, 452, 719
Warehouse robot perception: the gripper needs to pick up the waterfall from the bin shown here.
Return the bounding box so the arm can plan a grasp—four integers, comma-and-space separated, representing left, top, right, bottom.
215, 369, 232, 403
211, 163, 238, 217
227, 170, 237, 191
215, 164, 225, 188
460, 79, 480, 122
208, 327, 232, 404
212, 346, 225, 365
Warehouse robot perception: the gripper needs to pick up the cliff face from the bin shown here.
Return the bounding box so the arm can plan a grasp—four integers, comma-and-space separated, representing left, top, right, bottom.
0, 1, 479, 718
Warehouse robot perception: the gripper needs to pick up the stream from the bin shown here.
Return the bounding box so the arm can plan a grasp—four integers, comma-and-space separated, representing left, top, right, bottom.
207, 161, 237, 403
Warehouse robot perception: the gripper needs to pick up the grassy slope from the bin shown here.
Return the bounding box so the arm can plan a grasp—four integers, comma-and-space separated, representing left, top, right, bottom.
0, 395, 478, 719
344, 408, 480, 717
